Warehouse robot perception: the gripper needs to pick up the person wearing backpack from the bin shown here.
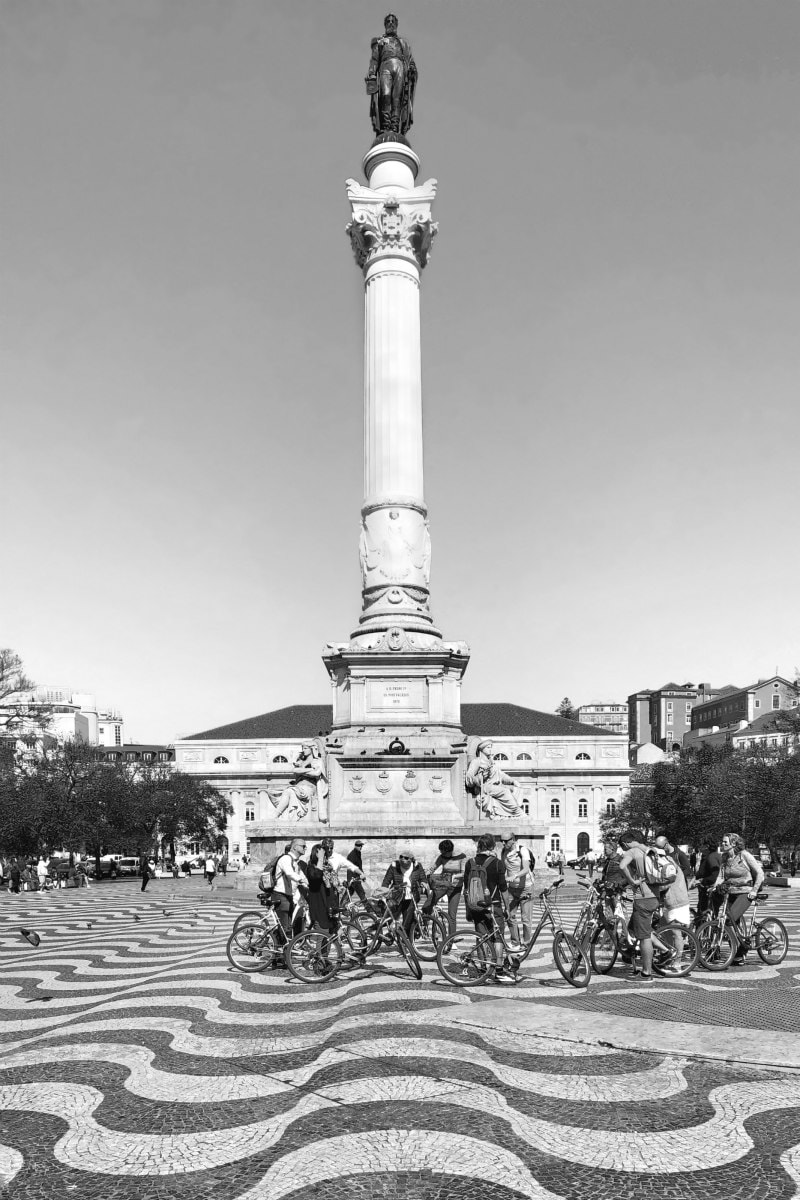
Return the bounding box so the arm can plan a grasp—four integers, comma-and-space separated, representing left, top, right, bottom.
463, 833, 515, 984
618, 829, 667, 982
500, 833, 534, 946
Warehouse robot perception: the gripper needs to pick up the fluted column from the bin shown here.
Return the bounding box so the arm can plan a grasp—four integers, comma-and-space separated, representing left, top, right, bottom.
346, 143, 440, 642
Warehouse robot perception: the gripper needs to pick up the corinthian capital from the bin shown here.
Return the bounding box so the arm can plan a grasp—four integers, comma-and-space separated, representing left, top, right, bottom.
345, 178, 438, 271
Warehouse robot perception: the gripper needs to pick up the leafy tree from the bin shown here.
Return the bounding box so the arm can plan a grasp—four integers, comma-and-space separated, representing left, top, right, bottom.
123, 763, 232, 859
0, 739, 231, 864
555, 697, 578, 721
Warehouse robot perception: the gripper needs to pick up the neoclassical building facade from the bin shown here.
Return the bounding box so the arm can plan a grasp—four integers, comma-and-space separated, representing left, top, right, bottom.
174, 702, 630, 867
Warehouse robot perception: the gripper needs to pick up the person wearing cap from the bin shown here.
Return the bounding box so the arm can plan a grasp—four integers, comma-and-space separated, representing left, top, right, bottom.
346, 840, 367, 901
382, 848, 428, 934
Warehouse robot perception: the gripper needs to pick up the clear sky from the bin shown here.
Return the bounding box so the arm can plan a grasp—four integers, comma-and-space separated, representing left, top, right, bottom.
3, 1, 799, 742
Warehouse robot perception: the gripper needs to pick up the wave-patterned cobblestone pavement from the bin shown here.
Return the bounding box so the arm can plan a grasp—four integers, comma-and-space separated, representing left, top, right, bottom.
1, 879, 799, 1199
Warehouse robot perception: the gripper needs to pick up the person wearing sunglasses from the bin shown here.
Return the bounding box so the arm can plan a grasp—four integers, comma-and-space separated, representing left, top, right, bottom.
382, 847, 429, 934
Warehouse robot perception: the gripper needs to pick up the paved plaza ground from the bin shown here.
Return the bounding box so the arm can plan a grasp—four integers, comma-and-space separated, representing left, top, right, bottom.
0, 872, 799, 1199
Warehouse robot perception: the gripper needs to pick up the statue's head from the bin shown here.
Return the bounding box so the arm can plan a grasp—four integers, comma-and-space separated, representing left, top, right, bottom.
384, 13, 398, 33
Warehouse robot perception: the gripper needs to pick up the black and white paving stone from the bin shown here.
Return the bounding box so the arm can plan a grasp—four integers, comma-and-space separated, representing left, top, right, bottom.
0, 876, 799, 1199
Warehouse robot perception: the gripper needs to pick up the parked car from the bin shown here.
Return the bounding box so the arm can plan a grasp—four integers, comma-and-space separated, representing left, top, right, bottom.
85, 856, 120, 879
116, 857, 140, 876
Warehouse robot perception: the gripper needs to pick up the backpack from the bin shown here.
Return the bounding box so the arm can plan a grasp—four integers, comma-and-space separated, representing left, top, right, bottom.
258, 851, 282, 895
465, 856, 493, 911
643, 849, 677, 891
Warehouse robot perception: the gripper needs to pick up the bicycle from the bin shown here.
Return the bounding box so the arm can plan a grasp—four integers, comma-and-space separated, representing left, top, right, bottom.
436, 877, 591, 988
286, 889, 422, 984
405, 892, 449, 962
572, 876, 621, 975
697, 887, 788, 969
226, 901, 292, 972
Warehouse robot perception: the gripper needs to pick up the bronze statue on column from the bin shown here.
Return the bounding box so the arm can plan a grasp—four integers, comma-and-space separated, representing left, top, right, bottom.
365, 13, 417, 140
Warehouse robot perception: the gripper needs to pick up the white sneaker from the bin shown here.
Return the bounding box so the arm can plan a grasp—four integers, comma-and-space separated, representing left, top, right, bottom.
506, 941, 522, 953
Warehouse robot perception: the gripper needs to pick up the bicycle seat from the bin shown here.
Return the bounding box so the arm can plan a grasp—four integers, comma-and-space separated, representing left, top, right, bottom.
754, 892, 769, 903
576, 878, 590, 889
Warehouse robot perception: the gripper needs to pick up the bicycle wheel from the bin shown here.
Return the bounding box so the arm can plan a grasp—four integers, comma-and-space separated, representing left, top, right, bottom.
697, 920, 736, 970
285, 930, 343, 984
226, 921, 279, 972
342, 914, 372, 956
755, 917, 788, 965
436, 932, 493, 986
652, 926, 699, 977
552, 931, 591, 988
589, 925, 618, 974
232, 909, 270, 934
410, 908, 448, 962
395, 926, 423, 980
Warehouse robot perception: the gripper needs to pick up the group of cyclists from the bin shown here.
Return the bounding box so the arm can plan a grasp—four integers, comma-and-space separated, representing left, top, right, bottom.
242, 827, 778, 986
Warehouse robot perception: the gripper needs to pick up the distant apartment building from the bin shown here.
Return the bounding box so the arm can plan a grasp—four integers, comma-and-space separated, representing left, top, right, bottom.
684, 676, 800, 752
627, 682, 719, 753
576, 702, 628, 735
731, 712, 800, 754
0, 686, 124, 747
627, 689, 652, 747
96, 743, 174, 766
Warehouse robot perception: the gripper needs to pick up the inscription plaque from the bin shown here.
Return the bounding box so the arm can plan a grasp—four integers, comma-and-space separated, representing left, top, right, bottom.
367, 679, 425, 710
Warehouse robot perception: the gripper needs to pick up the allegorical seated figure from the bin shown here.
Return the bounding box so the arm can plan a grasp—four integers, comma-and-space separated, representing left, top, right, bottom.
365, 13, 417, 138
465, 739, 523, 820
274, 743, 328, 822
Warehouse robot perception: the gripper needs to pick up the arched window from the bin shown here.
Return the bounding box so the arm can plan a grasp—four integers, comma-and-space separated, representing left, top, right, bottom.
671, 742, 681, 753
606, 800, 616, 816
516, 753, 532, 761
575, 752, 590, 761
550, 800, 560, 819
550, 834, 561, 852
521, 795, 530, 816
577, 832, 590, 856
578, 799, 588, 819
493, 752, 509, 761
244, 804, 255, 822
214, 756, 229, 764
272, 755, 288, 763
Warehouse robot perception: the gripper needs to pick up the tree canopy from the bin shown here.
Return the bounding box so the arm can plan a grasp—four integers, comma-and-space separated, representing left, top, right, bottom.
0, 738, 231, 860
555, 697, 578, 721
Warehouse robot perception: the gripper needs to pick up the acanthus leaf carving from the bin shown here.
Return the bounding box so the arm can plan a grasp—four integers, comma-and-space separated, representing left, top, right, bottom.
346, 186, 438, 271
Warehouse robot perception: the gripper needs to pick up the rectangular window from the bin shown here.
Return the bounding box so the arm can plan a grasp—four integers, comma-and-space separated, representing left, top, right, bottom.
772, 695, 780, 709
755, 700, 760, 709
550, 801, 560, 819
606, 800, 615, 816
666, 701, 673, 711
578, 800, 588, 819
115, 726, 121, 745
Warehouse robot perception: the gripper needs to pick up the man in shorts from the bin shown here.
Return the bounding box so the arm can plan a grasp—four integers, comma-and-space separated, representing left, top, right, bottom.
618, 829, 663, 982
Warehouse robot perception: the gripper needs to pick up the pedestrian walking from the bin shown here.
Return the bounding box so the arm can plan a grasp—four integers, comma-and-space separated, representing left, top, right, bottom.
204, 853, 217, 888
139, 852, 151, 892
